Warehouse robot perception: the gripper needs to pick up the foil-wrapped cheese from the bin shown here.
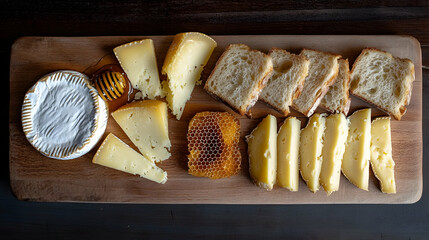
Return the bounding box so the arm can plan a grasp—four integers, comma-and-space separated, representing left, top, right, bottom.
22, 70, 108, 160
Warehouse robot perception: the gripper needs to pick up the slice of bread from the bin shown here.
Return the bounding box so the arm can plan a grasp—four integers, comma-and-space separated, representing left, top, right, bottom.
350, 48, 415, 120
204, 44, 273, 115
292, 49, 341, 117
259, 48, 309, 115
320, 59, 351, 115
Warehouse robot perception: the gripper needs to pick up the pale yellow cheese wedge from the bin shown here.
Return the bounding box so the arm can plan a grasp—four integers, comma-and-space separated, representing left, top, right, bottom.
277, 117, 301, 191
93, 133, 167, 184
162, 32, 217, 120
114, 39, 164, 99
112, 100, 171, 162
246, 115, 277, 190
370, 117, 396, 194
319, 113, 348, 195
342, 108, 371, 191
299, 113, 326, 192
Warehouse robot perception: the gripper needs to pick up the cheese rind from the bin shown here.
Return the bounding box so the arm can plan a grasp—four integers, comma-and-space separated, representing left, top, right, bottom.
277, 117, 301, 191
319, 113, 348, 195
112, 100, 171, 162
162, 32, 217, 120
22, 70, 108, 160
114, 39, 164, 99
93, 133, 167, 184
246, 115, 277, 190
370, 117, 396, 194
299, 113, 327, 192
342, 108, 371, 191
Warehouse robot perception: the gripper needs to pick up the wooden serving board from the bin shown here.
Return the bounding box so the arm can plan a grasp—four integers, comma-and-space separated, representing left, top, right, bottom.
9, 35, 422, 204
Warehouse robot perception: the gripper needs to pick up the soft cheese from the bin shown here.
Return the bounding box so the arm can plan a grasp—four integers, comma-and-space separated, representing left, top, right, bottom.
342, 108, 371, 191
370, 117, 396, 194
246, 115, 277, 190
277, 117, 301, 191
299, 113, 326, 192
162, 32, 217, 120
22, 70, 108, 160
319, 113, 348, 195
111, 100, 171, 162
93, 133, 167, 184
114, 39, 164, 99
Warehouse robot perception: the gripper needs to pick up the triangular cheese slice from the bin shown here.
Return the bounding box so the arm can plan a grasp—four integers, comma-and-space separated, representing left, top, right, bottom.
299, 113, 326, 193
246, 114, 277, 191
112, 100, 171, 162
161, 32, 217, 120
342, 108, 371, 191
370, 117, 396, 193
93, 133, 167, 184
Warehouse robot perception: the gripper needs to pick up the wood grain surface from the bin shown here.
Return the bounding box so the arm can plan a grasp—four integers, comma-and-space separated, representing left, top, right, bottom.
9, 35, 422, 204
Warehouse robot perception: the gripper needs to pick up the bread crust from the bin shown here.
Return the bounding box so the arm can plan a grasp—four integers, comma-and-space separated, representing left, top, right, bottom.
292, 49, 341, 117
260, 48, 309, 116
245, 66, 274, 114
204, 44, 239, 112
301, 48, 342, 59
204, 44, 273, 116
303, 60, 340, 117
305, 67, 339, 117
342, 59, 352, 116
319, 58, 351, 115
350, 48, 415, 120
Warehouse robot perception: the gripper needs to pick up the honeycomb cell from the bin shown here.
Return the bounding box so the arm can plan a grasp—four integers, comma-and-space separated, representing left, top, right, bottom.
187, 112, 241, 179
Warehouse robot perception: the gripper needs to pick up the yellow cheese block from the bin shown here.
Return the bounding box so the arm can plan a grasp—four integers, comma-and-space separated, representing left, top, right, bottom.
370, 117, 396, 194
342, 108, 371, 191
246, 115, 277, 190
114, 39, 164, 99
93, 133, 167, 184
319, 113, 348, 195
277, 117, 301, 191
299, 113, 326, 193
112, 100, 171, 162
162, 32, 217, 120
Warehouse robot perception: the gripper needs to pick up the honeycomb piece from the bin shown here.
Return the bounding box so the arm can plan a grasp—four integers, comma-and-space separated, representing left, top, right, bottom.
187, 112, 241, 179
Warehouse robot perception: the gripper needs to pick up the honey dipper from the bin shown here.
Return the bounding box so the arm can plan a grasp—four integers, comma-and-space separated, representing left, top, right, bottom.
94, 71, 127, 102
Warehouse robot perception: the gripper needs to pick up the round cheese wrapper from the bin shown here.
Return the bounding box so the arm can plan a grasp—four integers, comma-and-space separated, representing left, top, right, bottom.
22, 70, 108, 160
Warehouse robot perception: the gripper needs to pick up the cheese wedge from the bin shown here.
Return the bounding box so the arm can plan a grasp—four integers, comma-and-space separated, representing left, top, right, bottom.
162, 32, 217, 120
319, 113, 348, 195
246, 115, 277, 190
114, 39, 164, 99
342, 108, 371, 191
370, 117, 396, 193
111, 100, 171, 162
299, 113, 326, 192
93, 133, 167, 184
277, 117, 301, 191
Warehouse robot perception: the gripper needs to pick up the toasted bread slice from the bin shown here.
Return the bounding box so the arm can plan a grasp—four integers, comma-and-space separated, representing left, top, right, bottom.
204, 44, 273, 115
320, 59, 351, 115
259, 48, 309, 115
350, 48, 415, 120
292, 49, 341, 117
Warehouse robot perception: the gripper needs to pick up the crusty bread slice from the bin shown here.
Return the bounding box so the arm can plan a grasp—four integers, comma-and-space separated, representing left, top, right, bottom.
350, 48, 415, 120
292, 49, 341, 117
259, 48, 309, 115
320, 59, 351, 115
204, 44, 273, 115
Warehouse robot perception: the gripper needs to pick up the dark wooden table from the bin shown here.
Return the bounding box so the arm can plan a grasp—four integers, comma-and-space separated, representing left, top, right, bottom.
3, 1, 429, 239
